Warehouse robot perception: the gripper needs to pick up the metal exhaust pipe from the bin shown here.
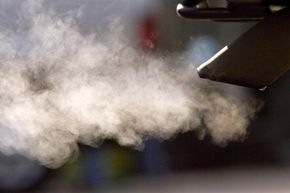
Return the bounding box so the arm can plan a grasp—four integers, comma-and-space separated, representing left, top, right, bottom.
196, 7, 290, 89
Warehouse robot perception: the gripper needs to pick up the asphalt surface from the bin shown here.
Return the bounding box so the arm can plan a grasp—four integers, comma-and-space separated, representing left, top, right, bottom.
27, 167, 290, 193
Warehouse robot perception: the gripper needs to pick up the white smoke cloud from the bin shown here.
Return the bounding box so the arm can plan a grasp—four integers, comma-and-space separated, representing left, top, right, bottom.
0, 0, 261, 167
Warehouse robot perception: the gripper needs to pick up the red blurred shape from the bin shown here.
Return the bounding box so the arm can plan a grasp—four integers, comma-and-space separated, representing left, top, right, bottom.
137, 15, 159, 52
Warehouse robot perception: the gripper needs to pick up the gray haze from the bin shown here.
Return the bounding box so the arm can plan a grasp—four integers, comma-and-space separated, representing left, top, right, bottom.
0, 0, 261, 167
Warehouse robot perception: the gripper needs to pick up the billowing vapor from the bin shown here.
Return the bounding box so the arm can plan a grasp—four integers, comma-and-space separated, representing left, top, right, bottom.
0, 0, 261, 167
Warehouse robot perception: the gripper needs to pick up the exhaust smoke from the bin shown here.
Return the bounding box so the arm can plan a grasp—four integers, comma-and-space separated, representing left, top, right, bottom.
0, 0, 261, 167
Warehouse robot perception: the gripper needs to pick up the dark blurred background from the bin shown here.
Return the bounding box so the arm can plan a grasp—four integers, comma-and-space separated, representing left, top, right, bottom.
1, 0, 290, 192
